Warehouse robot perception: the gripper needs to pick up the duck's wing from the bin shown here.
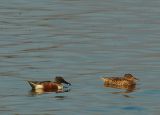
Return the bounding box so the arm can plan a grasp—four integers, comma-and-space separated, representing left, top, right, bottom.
102, 77, 122, 81
27, 81, 52, 89
108, 77, 123, 80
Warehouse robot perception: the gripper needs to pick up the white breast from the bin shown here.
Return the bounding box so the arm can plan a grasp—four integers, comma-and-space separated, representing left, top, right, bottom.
35, 85, 44, 89
58, 85, 63, 90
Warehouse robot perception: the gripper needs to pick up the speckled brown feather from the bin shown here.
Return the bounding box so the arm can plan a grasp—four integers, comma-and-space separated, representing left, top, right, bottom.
101, 74, 138, 86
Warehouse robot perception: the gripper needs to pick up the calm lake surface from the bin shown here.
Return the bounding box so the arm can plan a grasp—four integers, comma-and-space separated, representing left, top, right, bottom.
0, 0, 160, 115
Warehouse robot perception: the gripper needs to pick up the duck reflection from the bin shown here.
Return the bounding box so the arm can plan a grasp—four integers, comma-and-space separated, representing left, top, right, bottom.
29, 88, 70, 96
104, 83, 136, 97
54, 96, 67, 100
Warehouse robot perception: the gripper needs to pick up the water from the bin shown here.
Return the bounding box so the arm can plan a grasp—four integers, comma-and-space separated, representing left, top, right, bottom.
0, 0, 160, 114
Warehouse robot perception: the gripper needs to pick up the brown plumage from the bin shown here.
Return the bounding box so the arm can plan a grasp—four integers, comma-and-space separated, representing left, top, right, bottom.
104, 83, 136, 93
101, 74, 138, 86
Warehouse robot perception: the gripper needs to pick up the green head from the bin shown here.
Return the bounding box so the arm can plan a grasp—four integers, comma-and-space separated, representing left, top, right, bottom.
55, 76, 71, 86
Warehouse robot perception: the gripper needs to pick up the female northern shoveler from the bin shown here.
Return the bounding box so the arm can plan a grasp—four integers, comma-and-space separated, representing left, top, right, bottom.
101, 74, 138, 86
27, 76, 71, 92
104, 83, 136, 93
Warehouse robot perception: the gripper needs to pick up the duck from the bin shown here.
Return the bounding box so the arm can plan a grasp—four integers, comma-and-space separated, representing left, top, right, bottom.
101, 73, 138, 86
27, 76, 71, 92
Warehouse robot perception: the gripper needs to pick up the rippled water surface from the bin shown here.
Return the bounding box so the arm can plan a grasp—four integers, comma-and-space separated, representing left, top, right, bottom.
0, 0, 160, 115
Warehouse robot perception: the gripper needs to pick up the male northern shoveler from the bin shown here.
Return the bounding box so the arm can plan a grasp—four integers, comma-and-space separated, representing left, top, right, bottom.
27, 76, 71, 92
101, 74, 138, 86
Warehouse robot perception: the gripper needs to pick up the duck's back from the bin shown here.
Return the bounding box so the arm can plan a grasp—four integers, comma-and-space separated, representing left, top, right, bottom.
102, 77, 134, 86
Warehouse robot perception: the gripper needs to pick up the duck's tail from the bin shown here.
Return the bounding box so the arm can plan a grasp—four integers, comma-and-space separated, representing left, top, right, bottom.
101, 77, 106, 82
27, 81, 36, 89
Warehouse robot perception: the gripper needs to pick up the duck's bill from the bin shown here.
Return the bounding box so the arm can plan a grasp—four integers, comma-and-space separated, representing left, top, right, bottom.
63, 80, 71, 86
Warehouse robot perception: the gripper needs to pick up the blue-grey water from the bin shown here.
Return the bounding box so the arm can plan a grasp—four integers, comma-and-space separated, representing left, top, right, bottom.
0, 0, 160, 115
